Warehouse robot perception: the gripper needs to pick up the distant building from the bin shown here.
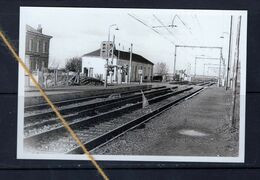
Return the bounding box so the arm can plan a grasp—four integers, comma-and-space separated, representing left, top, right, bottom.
25, 24, 52, 71
25, 25, 52, 86
81, 48, 154, 83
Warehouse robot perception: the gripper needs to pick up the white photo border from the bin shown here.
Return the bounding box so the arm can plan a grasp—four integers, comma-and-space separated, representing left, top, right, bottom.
17, 7, 247, 163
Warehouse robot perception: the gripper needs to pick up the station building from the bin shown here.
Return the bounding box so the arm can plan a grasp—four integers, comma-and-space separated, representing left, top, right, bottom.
25, 25, 52, 86
81, 48, 154, 83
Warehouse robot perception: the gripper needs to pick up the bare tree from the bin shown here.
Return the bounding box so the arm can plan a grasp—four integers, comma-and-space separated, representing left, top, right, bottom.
154, 62, 169, 75
65, 57, 82, 72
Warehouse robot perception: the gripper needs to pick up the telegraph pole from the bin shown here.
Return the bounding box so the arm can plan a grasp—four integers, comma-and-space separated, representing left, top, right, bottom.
230, 15, 242, 128
218, 50, 222, 87
129, 43, 133, 84
226, 15, 233, 90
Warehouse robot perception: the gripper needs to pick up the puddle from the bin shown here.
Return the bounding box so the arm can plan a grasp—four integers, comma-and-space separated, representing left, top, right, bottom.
178, 129, 208, 137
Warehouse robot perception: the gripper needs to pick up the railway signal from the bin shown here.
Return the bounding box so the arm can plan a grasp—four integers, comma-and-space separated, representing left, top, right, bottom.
100, 41, 113, 59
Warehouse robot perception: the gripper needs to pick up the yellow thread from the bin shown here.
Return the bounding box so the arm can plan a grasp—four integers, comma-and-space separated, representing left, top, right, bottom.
0, 31, 109, 180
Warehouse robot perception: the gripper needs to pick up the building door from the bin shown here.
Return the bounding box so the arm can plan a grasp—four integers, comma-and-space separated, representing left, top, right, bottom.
89, 68, 93, 77
84, 67, 88, 77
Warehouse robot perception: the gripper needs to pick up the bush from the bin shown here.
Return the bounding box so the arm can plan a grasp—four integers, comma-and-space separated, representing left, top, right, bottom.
65, 57, 82, 72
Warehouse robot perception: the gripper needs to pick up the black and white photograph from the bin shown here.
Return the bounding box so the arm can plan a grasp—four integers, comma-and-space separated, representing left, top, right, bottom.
17, 7, 247, 162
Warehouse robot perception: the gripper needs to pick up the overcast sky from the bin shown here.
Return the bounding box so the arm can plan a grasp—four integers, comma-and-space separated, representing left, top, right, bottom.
19, 7, 247, 76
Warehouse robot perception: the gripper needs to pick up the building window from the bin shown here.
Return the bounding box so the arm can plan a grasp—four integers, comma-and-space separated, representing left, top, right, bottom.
43, 41, 47, 53
36, 40, 40, 52
29, 39, 33, 51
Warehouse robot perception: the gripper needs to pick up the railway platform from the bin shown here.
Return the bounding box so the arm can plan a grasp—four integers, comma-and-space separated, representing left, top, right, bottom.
93, 85, 239, 157
24, 83, 152, 106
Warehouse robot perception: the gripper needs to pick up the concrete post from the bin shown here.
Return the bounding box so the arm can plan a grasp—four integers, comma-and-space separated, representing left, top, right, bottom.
54, 69, 57, 86
125, 75, 128, 84
109, 71, 113, 84
118, 66, 122, 84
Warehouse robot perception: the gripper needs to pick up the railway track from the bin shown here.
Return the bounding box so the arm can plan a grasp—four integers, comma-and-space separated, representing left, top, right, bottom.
25, 86, 166, 112
69, 87, 205, 154
23, 85, 206, 154
24, 86, 176, 136
24, 86, 177, 138
196, 81, 215, 86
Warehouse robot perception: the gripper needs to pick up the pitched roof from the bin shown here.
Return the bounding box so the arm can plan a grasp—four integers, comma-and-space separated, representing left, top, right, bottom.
26, 25, 52, 38
82, 49, 100, 57
26, 25, 40, 34
82, 49, 154, 65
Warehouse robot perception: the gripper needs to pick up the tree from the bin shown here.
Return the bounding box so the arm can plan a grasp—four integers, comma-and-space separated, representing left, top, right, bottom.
65, 57, 82, 72
154, 62, 168, 75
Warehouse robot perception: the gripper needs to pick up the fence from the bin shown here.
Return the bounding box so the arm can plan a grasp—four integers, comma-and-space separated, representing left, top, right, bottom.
28, 69, 104, 88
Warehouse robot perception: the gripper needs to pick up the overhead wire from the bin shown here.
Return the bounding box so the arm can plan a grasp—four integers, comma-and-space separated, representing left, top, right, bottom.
152, 14, 195, 60
129, 13, 213, 73
128, 13, 175, 45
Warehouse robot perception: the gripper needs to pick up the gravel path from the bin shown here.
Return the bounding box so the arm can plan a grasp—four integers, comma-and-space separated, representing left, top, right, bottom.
93, 85, 239, 157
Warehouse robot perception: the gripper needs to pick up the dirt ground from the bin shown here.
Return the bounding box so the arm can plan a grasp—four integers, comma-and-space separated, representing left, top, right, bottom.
93, 85, 239, 157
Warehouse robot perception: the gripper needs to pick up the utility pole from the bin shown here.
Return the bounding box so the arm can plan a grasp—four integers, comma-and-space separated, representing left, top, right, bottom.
218, 49, 222, 87
129, 43, 133, 84
111, 35, 115, 83
111, 35, 115, 63
173, 45, 177, 76
118, 43, 121, 61
117, 43, 121, 84
104, 27, 111, 88
221, 52, 226, 86
230, 16, 242, 128
226, 15, 233, 90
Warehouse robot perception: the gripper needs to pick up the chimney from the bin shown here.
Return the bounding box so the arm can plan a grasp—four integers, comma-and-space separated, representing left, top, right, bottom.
37, 24, 42, 33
